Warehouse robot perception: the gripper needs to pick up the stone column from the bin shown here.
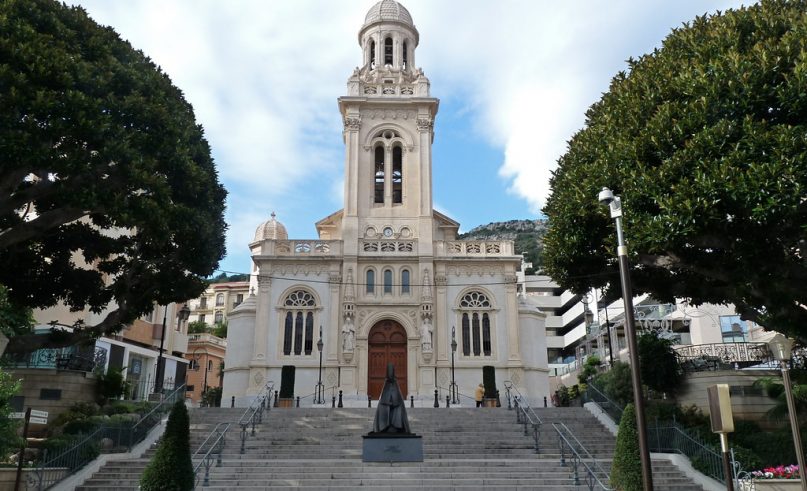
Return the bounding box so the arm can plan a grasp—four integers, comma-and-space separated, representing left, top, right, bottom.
252, 273, 272, 363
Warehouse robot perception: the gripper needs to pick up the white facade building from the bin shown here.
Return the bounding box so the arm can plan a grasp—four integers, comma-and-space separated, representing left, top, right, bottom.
223, 0, 550, 406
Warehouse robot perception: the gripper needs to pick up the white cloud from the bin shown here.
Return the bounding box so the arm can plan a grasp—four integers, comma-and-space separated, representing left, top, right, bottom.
70, 0, 744, 270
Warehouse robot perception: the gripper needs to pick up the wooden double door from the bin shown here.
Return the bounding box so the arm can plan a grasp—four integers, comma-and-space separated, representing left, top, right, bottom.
367, 320, 408, 399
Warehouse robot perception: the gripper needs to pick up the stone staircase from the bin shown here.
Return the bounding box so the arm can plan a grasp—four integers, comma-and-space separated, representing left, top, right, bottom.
75, 405, 704, 490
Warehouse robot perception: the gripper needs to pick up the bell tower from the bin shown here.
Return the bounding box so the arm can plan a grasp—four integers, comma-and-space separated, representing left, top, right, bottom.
339, 0, 439, 254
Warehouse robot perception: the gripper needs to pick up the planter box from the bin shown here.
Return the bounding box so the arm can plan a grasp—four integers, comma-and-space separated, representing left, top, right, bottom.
740, 479, 802, 491
277, 398, 294, 408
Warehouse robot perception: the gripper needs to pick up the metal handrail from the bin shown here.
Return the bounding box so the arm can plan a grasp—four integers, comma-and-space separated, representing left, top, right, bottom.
502, 383, 543, 454
583, 382, 624, 424
553, 423, 612, 490
193, 422, 231, 488
29, 386, 186, 490
238, 382, 274, 454
435, 385, 477, 406
503, 381, 543, 424
295, 384, 339, 406
556, 422, 611, 480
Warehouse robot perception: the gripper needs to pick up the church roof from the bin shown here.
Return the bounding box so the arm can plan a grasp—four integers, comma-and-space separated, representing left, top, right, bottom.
254, 212, 288, 242
363, 0, 414, 29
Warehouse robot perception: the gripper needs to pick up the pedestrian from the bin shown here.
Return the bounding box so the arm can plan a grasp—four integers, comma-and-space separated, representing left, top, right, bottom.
475, 383, 484, 407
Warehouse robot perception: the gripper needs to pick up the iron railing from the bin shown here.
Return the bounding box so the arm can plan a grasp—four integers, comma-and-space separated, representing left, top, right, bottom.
193, 422, 231, 488
29, 384, 185, 490
503, 381, 542, 453
647, 422, 727, 483
3, 346, 107, 373
238, 382, 274, 454
435, 385, 477, 407
583, 382, 624, 424
675, 342, 772, 371
295, 385, 339, 407
553, 422, 611, 490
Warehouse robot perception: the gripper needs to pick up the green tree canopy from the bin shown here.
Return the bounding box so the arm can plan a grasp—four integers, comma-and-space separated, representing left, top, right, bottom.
0, 0, 226, 353
543, 0, 807, 340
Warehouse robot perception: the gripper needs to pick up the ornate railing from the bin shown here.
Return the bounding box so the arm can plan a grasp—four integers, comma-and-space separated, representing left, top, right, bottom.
675, 342, 772, 368
260, 240, 341, 256
360, 240, 416, 254
438, 240, 513, 257
3, 345, 107, 373
553, 422, 611, 489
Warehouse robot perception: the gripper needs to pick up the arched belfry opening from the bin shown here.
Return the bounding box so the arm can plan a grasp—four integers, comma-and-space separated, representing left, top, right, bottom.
384, 37, 393, 65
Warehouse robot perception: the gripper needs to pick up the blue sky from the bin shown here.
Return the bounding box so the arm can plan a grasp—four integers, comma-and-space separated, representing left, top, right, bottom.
71, 0, 745, 276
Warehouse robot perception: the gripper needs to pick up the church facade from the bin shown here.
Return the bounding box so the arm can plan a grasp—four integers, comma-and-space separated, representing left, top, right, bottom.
223, 0, 549, 406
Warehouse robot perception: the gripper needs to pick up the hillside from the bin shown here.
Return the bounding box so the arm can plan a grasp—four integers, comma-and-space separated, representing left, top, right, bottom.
457, 219, 547, 273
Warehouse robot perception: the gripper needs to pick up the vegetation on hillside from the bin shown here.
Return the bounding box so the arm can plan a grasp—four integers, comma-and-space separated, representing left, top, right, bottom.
459, 219, 547, 273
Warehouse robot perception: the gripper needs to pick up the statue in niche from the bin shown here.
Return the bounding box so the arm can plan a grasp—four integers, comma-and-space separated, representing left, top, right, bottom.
420, 317, 433, 352
342, 316, 355, 353
371, 363, 412, 434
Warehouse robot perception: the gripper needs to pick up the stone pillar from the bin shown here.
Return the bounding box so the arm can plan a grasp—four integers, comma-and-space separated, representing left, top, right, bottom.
252, 274, 272, 363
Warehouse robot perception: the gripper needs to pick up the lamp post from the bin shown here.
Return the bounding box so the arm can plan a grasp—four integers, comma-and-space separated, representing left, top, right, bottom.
315, 326, 324, 405
154, 304, 191, 394
598, 187, 654, 490
768, 334, 807, 490
450, 326, 458, 404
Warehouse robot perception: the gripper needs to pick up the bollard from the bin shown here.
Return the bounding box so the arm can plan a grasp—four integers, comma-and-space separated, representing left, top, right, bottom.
496, 390, 501, 407
332, 396, 336, 408
433, 389, 439, 408
274, 390, 279, 408
368, 395, 372, 408
446, 395, 450, 408
544, 396, 547, 408
231, 396, 235, 408
296, 396, 300, 408
338, 390, 343, 408
410, 395, 414, 408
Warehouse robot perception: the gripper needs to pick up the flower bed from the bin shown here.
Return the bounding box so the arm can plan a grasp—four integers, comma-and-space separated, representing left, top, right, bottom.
739, 465, 802, 491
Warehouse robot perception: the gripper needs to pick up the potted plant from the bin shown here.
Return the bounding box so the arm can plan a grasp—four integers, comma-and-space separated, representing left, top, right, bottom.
278, 365, 295, 408
482, 365, 498, 407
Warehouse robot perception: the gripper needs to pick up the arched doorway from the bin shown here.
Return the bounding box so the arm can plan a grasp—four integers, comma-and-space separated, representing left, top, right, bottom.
367, 320, 408, 399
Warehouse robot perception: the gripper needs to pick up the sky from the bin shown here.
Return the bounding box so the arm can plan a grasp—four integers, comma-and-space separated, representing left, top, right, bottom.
71, 0, 745, 276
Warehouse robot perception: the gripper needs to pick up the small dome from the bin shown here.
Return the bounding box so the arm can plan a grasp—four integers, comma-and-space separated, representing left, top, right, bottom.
254, 212, 288, 242
363, 0, 414, 28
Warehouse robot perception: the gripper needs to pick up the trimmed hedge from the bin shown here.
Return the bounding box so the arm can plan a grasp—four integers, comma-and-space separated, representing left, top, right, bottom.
611, 403, 642, 491
140, 401, 194, 490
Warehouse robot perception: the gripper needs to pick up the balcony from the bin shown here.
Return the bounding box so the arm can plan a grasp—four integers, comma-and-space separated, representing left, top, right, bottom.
675, 342, 773, 371
253, 240, 342, 257
189, 333, 227, 348
435, 240, 514, 257
2, 346, 107, 373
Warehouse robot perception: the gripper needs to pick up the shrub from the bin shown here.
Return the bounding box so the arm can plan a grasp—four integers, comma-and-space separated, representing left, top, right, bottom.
594, 361, 634, 406
140, 401, 194, 491
578, 355, 600, 384
201, 387, 222, 408
102, 401, 137, 416
555, 385, 570, 407
62, 418, 99, 436
96, 368, 129, 405
611, 403, 642, 491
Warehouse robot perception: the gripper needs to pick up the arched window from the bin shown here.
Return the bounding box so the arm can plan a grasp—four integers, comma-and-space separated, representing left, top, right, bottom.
383, 269, 393, 294
459, 291, 493, 357
366, 269, 375, 294
392, 146, 402, 204
281, 290, 317, 356
215, 293, 224, 307
374, 146, 385, 204
214, 311, 223, 324
384, 37, 393, 65
369, 40, 376, 67
401, 269, 410, 294
402, 41, 408, 69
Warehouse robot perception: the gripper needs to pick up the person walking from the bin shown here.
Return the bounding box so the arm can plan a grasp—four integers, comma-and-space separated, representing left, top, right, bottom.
475, 383, 484, 408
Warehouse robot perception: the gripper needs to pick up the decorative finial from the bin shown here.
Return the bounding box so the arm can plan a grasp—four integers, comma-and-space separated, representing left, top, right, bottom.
270, 211, 276, 220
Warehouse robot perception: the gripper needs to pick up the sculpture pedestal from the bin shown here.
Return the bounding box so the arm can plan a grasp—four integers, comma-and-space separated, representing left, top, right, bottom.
362, 434, 423, 462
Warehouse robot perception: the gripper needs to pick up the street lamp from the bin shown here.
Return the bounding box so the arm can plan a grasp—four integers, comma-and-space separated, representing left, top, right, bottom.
450, 326, 458, 404
155, 304, 191, 394
598, 187, 654, 490
768, 333, 807, 490
315, 326, 324, 404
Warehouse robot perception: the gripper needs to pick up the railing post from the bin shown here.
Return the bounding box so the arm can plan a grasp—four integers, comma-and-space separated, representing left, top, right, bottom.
296, 396, 300, 408
523, 412, 528, 436
572, 455, 580, 485
274, 390, 279, 408
410, 395, 414, 408
433, 389, 439, 408
332, 395, 336, 408
544, 396, 547, 408
446, 395, 450, 408
338, 390, 343, 408
505, 385, 512, 410
533, 423, 540, 453
203, 459, 210, 486
559, 434, 565, 467
240, 424, 247, 454
368, 395, 372, 408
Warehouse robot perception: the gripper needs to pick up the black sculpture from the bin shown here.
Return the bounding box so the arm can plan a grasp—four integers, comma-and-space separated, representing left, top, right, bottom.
371, 363, 411, 434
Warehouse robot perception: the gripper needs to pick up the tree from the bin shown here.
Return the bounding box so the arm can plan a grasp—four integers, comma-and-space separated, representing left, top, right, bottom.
212, 320, 227, 339
611, 403, 642, 491
543, 1, 807, 340
187, 321, 209, 335
140, 401, 194, 490
0, 369, 21, 461
638, 333, 683, 395
0, 0, 227, 353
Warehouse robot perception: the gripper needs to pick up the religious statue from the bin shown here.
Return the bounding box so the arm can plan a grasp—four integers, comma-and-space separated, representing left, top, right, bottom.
420, 317, 433, 352
371, 363, 411, 434
342, 317, 355, 353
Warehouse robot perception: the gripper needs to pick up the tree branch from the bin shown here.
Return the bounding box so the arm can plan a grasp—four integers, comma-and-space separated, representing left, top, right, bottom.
0, 207, 87, 249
